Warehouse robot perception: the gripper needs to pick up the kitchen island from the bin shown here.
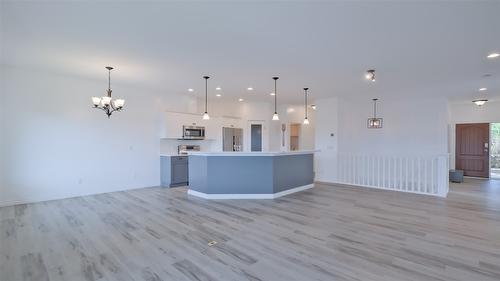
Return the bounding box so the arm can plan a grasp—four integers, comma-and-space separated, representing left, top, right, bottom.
187, 150, 316, 199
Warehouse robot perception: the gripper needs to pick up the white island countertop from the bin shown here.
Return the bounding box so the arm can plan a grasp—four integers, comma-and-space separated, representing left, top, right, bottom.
187, 150, 318, 157
160, 154, 187, 157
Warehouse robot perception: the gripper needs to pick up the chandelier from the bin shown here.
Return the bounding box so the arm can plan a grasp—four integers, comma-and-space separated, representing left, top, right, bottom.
91, 66, 125, 118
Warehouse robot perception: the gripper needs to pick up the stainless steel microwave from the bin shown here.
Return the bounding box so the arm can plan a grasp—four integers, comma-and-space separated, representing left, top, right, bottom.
182, 125, 205, 139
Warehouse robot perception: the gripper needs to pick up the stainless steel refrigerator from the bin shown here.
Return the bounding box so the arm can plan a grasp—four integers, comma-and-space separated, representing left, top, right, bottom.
222, 127, 243, 151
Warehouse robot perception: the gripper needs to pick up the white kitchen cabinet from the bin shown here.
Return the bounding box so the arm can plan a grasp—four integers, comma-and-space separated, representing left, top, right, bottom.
161, 111, 242, 141
220, 116, 243, 129
200, 117, 221, 140
161, 111, 204, 139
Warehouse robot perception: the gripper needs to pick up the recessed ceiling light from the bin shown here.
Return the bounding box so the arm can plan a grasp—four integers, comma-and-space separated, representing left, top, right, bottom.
238, 98, 244, 102
215, 87, 221, 90
247, 87, 253, 91
487, 53, 499, 59
311, 105, 316, 110
216, 94, 221, 97
270, 92, 275, 96
479, 88, 487, 91
188, 88, 194, 92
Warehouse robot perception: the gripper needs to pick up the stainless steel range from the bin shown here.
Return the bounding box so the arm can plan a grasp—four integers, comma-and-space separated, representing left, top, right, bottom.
178, 144, 200, 155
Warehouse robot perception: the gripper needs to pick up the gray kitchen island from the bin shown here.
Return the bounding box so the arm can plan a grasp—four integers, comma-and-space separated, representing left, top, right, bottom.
187, 150, 316, 199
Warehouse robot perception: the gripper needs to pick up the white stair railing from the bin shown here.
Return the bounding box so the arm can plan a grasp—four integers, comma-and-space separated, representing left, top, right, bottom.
336, 153, 449, 197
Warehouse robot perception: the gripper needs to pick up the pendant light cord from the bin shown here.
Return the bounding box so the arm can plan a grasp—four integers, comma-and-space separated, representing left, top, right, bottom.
373, 98, 378, 118
304, 88, 308, 119
107, 68, 112, 97
273, 77, 278, 114
105, 66, 114, 97
203, 76, 209, 113
274, 79, 277, 113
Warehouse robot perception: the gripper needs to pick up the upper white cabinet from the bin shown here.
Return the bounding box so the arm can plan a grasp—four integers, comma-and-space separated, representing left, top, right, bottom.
220, 116, 243, 129
161, 112, 202, 139
200, 117, 221, 140
161, 111, 239, 140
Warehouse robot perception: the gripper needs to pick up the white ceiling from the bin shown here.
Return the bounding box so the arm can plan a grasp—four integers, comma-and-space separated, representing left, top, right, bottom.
1, 1, 500, 104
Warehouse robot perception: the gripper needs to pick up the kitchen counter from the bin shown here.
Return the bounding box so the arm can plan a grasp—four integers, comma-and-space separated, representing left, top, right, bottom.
187, 150, 315, 199
187, 150, 318, 156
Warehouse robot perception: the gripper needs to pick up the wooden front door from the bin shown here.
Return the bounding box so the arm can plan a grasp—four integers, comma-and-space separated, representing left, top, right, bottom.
456, 123, 490, 178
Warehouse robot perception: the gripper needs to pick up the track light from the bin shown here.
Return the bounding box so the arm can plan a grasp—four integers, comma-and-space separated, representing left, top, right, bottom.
365, 69, 376, 82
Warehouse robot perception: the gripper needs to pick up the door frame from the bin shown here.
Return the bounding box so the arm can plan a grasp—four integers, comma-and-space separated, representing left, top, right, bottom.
454, 123, 490, 178
489, 123, 500, 179
246, 120, 266, 152
250, 123, 263, 152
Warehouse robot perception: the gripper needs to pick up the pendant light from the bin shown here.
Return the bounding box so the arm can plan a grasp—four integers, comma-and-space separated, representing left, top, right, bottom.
367, 98, 383, 129
202, 76, 210, 120
303, 87, 310, 124
91, 66, 125, 118
272, 77, 279, 121
472, 99, 488, 106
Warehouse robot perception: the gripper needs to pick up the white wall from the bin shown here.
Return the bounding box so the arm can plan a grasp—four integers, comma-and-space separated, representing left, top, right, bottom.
448, 101, 500, 169
314, 96, 449, 183
313, 98, 339, 182
0, 65, 198, 206
195, 99, 316, 153
161, 98, 279, 153
337, 97, 449, 156
202, 98, 244, 119
275, 104, 316, 151
240, 102, 273, 152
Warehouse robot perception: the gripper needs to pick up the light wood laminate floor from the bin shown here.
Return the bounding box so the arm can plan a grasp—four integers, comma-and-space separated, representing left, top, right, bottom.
1, 179, 500, 281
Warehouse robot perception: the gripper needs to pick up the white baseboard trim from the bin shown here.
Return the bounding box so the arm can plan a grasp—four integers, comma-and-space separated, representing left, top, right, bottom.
463, 176, 490, 180
0, 185, 160, 208
187, 184, 314, 200
0, 200, 27, 208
